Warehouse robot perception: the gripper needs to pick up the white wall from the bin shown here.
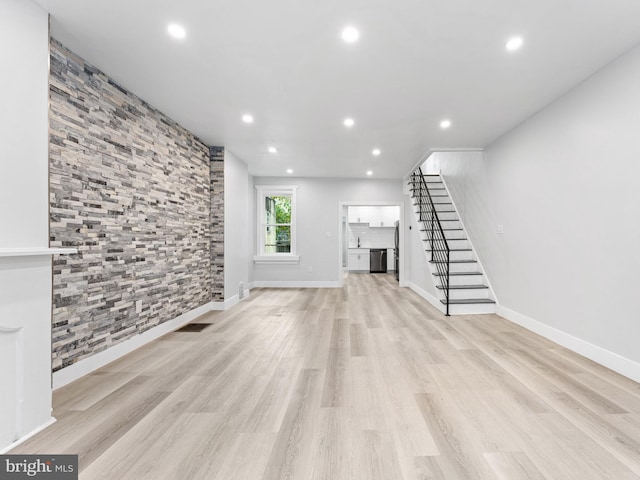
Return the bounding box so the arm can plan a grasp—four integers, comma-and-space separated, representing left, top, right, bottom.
247, 173, 255, 285
223, 150, 251, 303
0, 0, 54, 452
403, 194, 439, 301
430, 42, 640, 380
251, 177, 404, 285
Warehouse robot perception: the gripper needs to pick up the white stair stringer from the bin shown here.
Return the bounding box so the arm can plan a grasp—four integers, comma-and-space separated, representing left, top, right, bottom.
409, 173, 497, 315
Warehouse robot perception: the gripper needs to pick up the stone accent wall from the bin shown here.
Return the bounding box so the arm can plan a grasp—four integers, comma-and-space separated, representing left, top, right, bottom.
210, 146, 224, 301
49, 39, 217, 372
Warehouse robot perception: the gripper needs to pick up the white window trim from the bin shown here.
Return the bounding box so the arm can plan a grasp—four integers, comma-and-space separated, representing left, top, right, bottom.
254, 185, 299, 264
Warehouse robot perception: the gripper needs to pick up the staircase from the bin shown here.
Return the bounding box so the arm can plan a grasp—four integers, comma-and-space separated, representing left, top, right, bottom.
409, 169, 496, 315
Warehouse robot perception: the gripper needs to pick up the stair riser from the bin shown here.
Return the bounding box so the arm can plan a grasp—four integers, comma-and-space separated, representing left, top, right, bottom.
434, 220, 461, 229
447, 262, 479, 273
444, 239, 468, 249
448, 249, 473, 261
441, 288, 491, 300
437, 212, 458, 221
447, 303, 497, 315
425, 239, 468, 250
426, 251, 474, 264
418, 211, 458, 222
444, 230, 466, 240
414, 202, 455, 211
414, 194, 450, 203
422, 229, 466, 240
434, 203, 453, 212
436, 274, 484, 286
426, 189, 447, 196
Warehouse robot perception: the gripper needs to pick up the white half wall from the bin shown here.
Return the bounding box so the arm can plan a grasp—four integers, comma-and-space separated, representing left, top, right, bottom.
430, 41, 640, 380
251, 177, 404, 284
224, 150, 251, 304
0, 0, 52, 451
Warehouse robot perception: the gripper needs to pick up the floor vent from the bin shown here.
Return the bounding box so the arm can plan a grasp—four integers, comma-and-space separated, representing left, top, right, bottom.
176, 323, 211, 333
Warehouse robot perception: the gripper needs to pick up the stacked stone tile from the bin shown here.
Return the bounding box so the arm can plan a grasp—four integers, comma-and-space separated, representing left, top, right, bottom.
210, 146, 224, 301
49, 39, 223, 372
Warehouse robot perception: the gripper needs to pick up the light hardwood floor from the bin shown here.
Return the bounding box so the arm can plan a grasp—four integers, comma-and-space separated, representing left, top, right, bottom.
12, 274, 640, 479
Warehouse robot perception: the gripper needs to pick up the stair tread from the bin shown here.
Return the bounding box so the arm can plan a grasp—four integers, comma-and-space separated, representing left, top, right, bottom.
423, 238, 467, 242
437, 284, 488, 290
426, 248, 472, 252
441, 298, 496, 305
433, 271, 483, 276
422, 228, 462, 231
430, 259, 477, 263
418, 210, 457, 213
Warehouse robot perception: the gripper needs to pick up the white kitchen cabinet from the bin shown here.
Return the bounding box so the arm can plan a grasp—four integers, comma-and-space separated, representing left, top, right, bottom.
387, 249, 394, 271
383, 206, 399, 227
348, 206, 368, 224
349, 206, 399, 227
368, 208, 383, 227
369, 206, 399, 228
348, 249, 370, 271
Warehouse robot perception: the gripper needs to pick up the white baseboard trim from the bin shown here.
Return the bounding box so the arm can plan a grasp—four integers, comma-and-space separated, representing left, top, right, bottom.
405, 281, 446, 314
250, 280, 341, 288
1, 417, 56, 454
219, 289, 251, 310
497, 305, 640, 384
52, 302, 216, 390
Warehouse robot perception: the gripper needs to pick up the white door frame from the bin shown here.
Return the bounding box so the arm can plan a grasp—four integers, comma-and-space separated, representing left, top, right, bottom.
337, 201, 405, 287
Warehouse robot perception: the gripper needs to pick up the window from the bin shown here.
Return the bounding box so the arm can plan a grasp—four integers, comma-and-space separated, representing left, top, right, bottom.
255, 185, 299, 263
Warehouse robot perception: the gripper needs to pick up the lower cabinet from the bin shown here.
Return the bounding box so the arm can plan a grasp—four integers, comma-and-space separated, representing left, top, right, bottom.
348, 250, 370, 271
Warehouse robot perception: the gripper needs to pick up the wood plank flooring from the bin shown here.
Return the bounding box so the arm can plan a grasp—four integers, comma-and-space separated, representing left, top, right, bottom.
12, 273, 640, 479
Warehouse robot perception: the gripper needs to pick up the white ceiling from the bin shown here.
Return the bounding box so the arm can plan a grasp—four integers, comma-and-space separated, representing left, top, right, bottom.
35, 0, 640, 178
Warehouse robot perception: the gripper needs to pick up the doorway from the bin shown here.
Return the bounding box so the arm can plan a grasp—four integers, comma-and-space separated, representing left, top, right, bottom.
337, 201, 404, 286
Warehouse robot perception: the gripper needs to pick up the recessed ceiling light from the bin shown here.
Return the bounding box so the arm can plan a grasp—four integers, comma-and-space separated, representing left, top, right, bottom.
268, 146, 277, 154
366, 170, 373, 176
286, 169, 293, 174
372, 148, 381, 156
242, 114, 254, 124
343, 118, 355, 128
341, 26, 360, 44
167, 23, 186, 40
440, 119, 451, 129
505, 36, 523, 52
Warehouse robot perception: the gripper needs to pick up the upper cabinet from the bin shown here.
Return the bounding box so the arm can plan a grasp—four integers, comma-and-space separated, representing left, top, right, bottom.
369, 206, 398, 228
348, 206, 399, 227
348, 206, 368, 224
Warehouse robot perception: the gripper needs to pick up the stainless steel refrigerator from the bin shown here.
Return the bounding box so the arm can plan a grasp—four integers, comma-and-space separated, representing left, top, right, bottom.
394, 220, 399, 281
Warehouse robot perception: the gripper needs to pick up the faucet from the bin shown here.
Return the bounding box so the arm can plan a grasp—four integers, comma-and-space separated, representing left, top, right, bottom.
357, 236, 360, 247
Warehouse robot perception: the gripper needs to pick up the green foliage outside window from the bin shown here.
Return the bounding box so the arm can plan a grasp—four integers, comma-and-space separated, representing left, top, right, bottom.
265, 195, 292, 253
273, 196, 291, 224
